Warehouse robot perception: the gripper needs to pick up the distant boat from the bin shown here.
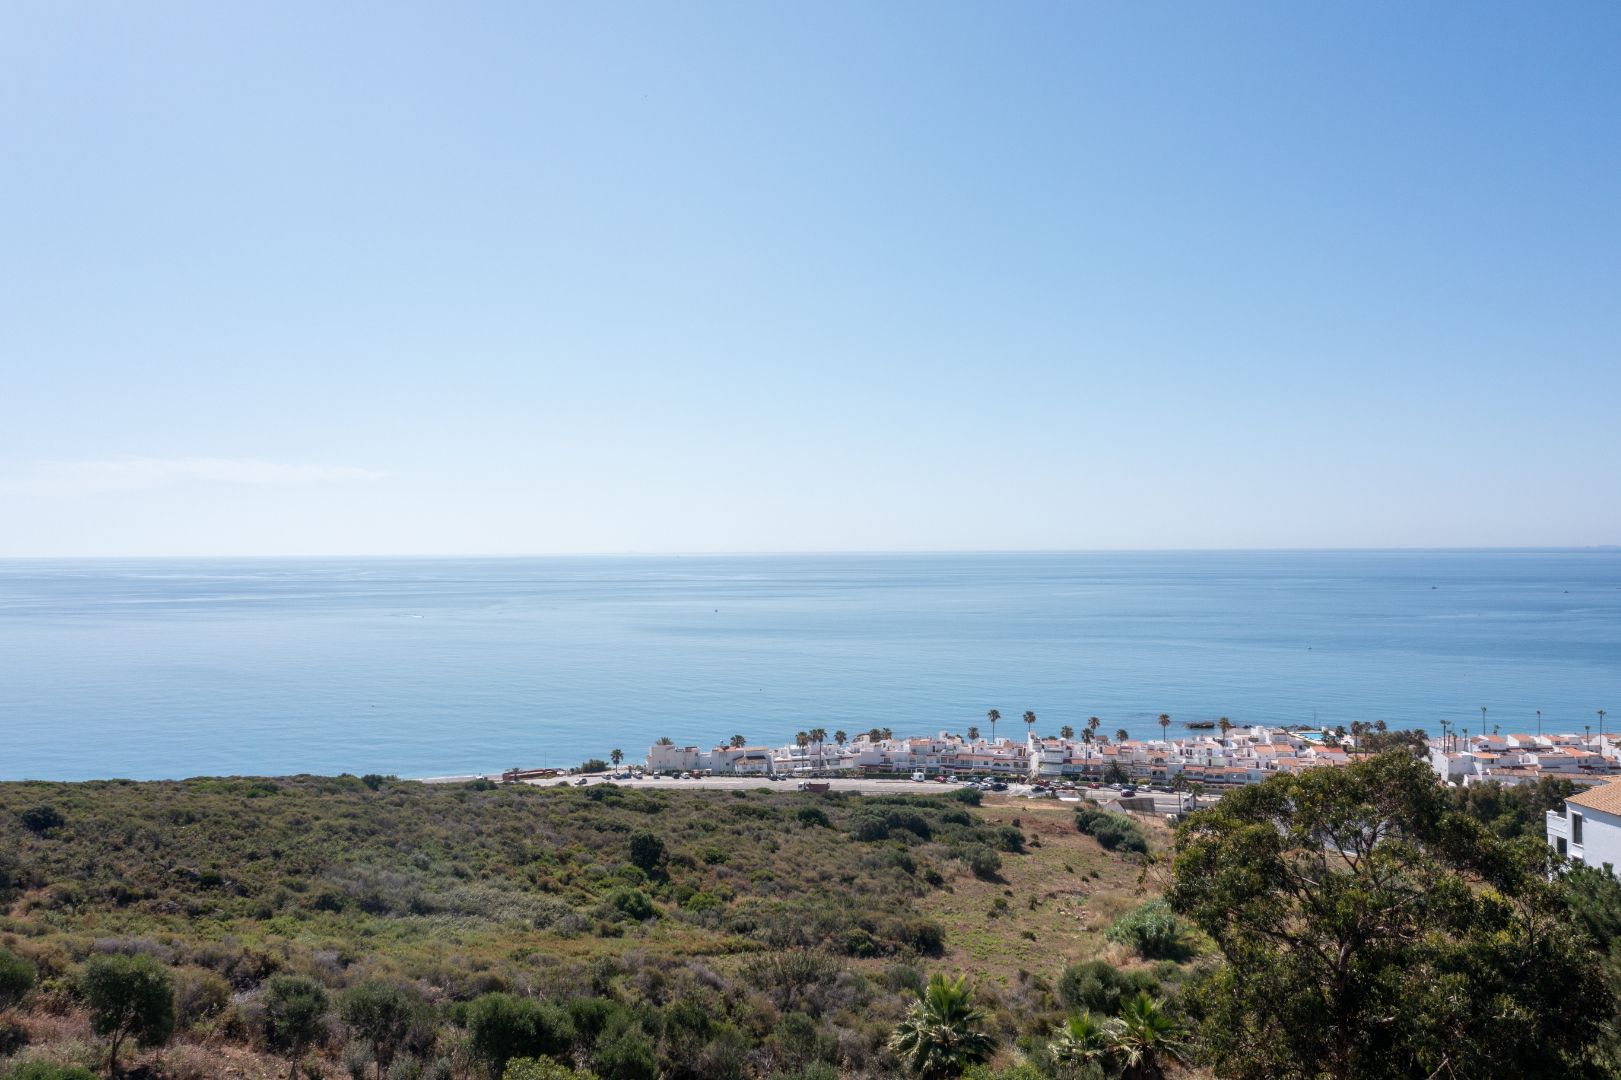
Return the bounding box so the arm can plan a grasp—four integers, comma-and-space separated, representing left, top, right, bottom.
1184, 721, 1216, 730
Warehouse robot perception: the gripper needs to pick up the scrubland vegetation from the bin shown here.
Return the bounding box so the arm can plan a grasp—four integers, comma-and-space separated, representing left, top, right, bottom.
0, 777, 1186, 1079
3, 757, 1619, 1079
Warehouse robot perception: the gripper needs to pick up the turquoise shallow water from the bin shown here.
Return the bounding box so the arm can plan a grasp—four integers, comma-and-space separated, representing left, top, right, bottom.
1, 550, 1617, 781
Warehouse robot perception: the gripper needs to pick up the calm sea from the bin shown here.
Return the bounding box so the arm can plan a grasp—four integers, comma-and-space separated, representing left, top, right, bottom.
1, 551, 1617, 781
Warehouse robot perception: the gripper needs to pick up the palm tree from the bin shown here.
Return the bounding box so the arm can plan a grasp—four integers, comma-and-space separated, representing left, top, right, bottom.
1060, 725, 1075, 740
1601, 709, 1608, 750
1217, 716, 1232, 739
1049, 1009, 1111, 1074
1107, 991, 1187, 1080
796, 732, 810, 761
610, 748, 623, 766
1537, 709, 1543, 737
1170, 771, 1189, 811
869, 727, 885, 742
729, 734, 746, 748
987, 709, 1001, 743
888, 975, 995, 1079
1157, 713, 1170, 741
1088, 715, 1101, 739
656, 736, 673, 746
834, 729, 848, 748
809, 727, 827, 766
1023, 711, 1037, 741
966, 726, 980, 742
1081, 727, 1094, 746
1115, 728, 1129, 745
881, 727, 894, 740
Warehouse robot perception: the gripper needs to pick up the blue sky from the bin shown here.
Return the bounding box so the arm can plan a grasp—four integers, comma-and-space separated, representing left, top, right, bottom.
1, 2, 1616, 555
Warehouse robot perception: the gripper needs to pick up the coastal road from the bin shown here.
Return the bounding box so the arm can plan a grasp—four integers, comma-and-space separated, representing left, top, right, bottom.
416, 772, 1215, 812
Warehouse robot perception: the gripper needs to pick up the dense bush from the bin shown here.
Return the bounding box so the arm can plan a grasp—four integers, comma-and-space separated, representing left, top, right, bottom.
1074, 806, 1148, 854
1056, 959, 1162, 1015
467, 993, 575, 1078
0, 949, 35, 1011
342, 979, 432, 1074
1104, 899, 1192, 960
17, 806, 63, 836
80, 953, 176, 1062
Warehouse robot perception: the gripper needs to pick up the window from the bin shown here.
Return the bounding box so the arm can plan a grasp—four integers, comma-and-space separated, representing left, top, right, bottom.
1573, 812, 1584, 845
1557, 837, 1568, 856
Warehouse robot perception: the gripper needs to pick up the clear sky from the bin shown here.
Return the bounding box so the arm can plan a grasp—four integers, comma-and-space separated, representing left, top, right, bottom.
2, 2, 1617, 556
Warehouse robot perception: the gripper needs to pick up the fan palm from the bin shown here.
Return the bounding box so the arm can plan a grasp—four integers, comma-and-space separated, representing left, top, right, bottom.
987, 709, 1001, 742
967, 726, 980, 742
1050, 1009, 1112, 1075
1060, 725, 1075, 740
1106, 992, 1187, 1080
1023, 711, 1037, 740
889, 975, 995, 1079
609, 748, 623, 766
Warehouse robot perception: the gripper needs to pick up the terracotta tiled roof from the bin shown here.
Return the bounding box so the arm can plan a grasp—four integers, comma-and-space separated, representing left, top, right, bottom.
1567, 781, 1621, 817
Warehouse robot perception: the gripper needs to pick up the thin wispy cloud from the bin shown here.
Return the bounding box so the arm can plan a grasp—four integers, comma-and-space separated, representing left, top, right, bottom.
1, 457, 389, 496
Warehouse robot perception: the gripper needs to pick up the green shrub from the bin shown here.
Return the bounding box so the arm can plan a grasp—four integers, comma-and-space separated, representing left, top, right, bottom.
1074, 807, 1148, 854
468, 993, 575, 1078
18, 805, 64, 835
0, 949, 36, 1011
262, 974, 330, 1063
795, 806, 830, 828
0, 1064, 100, 1080
1056, 959, 1162, 1014
503, 1058, 598, 1080
1105, 898, 1191, 960
607, 887, 656, 921
959, 845, 1002, 880
627, 832, 665, 873
172, 965, 230, 1030
593, 1022, 656, 1080
342, 979, 431, 1074
80, 953, 175, 1062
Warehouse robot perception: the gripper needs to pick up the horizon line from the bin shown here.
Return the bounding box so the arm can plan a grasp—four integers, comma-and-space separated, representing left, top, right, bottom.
1, 545, 1618, 561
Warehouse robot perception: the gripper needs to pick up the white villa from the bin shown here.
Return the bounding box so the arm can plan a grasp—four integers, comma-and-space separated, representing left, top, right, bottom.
1548, 781, 1621, 875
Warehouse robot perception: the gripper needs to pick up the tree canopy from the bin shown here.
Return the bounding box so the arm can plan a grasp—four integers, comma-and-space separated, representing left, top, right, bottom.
1169, 752, 1614, 1079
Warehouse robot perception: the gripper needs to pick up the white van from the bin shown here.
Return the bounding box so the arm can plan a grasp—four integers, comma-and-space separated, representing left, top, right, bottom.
911, 771, 926, 782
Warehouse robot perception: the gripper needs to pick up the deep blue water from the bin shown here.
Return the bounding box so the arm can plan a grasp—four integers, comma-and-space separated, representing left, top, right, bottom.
1, 551, 1617, 781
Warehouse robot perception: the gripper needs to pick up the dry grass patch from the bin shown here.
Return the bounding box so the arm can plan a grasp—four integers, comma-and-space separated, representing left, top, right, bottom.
914, 798, 1171, 989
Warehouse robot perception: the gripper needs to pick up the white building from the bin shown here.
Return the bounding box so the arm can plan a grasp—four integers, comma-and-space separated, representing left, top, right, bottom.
1547, 781, 1621, 874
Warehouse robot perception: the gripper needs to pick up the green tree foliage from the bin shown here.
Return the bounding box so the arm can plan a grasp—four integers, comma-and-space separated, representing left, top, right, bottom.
262, 974, 330, 1075
80, 953, 175, 1071
0, 949, 36, 1011
1450, 776, 1580, 839
1354, 728, 1429, 756
626, 832, 665, 874
341, 979, 430, 1076
466, 993, 574, 1079
889, 974, 995, 1079
1170, 752, 1614, 1079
